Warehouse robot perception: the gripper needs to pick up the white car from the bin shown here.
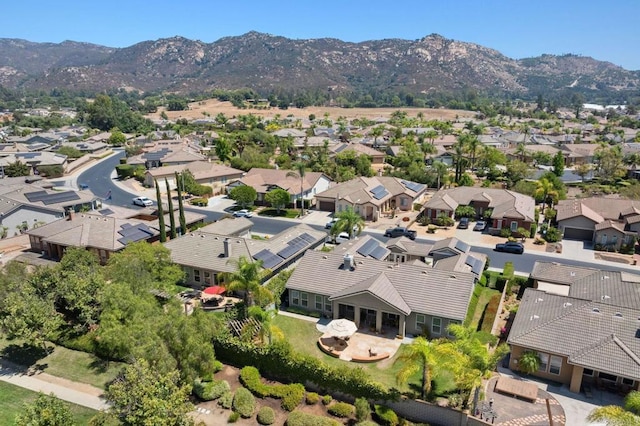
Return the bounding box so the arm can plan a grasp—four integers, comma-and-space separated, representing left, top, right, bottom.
233, 209, 253, 218
132, 196, 153, 207
333, 232, 351, 244
325, 217, 339, 229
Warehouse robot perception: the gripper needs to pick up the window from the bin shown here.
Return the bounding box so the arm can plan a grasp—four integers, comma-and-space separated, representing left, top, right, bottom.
448, 320, 460, 337
599, 372, 617, 383
315, 295, 323, 311
549, 356, 562, 375
193, 269, 201, 282
204, 271, 212, 285
301, 292, 308, 307
432, 317, 442, 335
416, 314, 426, 331
538, 353, 549, 372
400, 198, 407, 206
622, 378, 635, 386
601, 234, 607, 245
510, 221, 518, 232
325, 297, 332, 312
612, 235, 618, 245
291, 290, 299, 306
583, 369, 594, 377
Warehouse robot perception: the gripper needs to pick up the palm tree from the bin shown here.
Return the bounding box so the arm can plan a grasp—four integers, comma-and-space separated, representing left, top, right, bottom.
424, 129, 439, 145
517, 351, 540, 375
224, 256, 273, 308
515, 143, 529, 163
452, 138, 468, 184
464, 134, 480, 171
534, 177, 558, 213
447, 324, 509, 375
286, 162, 307, 217
431, 161, 449, 189
332, 206, 365, 239
588, 391, 640, 425
247, 306, 284, 345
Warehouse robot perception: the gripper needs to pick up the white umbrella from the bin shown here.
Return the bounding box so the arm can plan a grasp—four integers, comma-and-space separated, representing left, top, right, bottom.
325, 318, 358, 338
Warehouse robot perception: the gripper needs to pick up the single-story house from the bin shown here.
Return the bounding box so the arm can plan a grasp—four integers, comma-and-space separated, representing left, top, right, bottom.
164, 222, 326, 287
315, 176, 428, 221
423, 187, 535, 235
556, 198, 640, 248
0, 151, 68, 174
560, 144, 600, 166
284, 250, 475, 338
330, 143, 386, 166
508, 288, 640, 394
228, 168, 332, 209
128, 144, 206, 169
58, 141, 109, 154
143, 161, 245, 193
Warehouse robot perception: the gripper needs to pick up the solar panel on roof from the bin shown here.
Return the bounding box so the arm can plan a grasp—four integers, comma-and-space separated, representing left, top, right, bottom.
277, 245, 299, 259
261, 254, 283, 270
299, 233, 315, 244
369, 184, 385, 194
370, 246, 388, 260
99, 208, 114, 215
253, 249, 273, 262
18, 153, 38, 159
24, 191, 49, 202
357, 239, 378, 257
372, 189, 388, 200
455, 240, 470, 253
41, 192, 81, 205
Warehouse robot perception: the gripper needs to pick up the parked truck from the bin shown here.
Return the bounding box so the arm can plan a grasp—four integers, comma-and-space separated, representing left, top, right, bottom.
383, 226, 417, 240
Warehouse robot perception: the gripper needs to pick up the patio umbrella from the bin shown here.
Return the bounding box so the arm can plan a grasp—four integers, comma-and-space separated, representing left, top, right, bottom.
325, 318, 358, 339
203, 286, 226, 296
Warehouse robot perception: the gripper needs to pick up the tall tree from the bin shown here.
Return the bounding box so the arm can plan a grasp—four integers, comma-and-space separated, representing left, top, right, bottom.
264, 189, 291, 213
574, 163, 592, 183
175, 172, 187, 235
5, 160, 30, 177
165, 178, 177, 239
224, 256, 272, 308
588, 391, 640, 425
215, 137, 232, 163
155, 179, 166, 243
534, 177, 559, 212
452, 137, 468, 183
552, 151, 565, 177
229, 185, 257, 209
333, 206, 365, 239
15, 393, 75, 426
286, 162, 307, 217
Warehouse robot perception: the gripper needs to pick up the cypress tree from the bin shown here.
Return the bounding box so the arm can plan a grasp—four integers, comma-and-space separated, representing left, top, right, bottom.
165, 178, 177, 239
175, 172, 187, 234
155, 179, 166, 243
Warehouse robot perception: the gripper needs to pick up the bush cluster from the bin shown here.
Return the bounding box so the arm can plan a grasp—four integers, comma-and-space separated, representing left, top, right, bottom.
240, 366, 305, 411
233, 387, 256, 418
193, 379, 230, 401
374, 405, 399, 426
228, 411, 240, 423
286, 411, 341, 426
305, 392, 320, 405
257, 406, 275, 425
212, 340, 391, 401
190, 197, 209, 207
322, 395, 333, 405
327, 402, 354, 418
218, 391, 233, 409
354, 397, 371, 422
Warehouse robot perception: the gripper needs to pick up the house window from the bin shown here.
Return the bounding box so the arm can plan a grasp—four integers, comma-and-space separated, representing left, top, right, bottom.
193, 269, 201, 283
599, 372, 617, 383
431, 317, 442, 335
301, 292, 308, 307
612, 235, 618, 245
416, 314, 426, 331
447, 320, 460, 337
549, 356, 562, 375
601, 234, 607, 245
400, 198, 407, 206
315, 295, 323, 310
325, 297, 332, 312
291, 290, 299, 306
510, 221, 518, 232
622, 378, 635, 386
538, 353, 549, 372
583, 369, 594, 377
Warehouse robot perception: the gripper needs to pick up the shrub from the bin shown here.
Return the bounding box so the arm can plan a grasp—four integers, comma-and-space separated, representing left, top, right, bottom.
218, 390, 233, 409
500, 228, 512, 238
276, 383, 305, 411
306, 392, 320, 405
328, 402, 354, 418
233, 387, 256, 418
257, 406, 276, 425
374, 405, 399, 426
543, 226, 562, 243
241, 366, 304, 411
193, 379, 230, 401
530, 223, 538, 237
190, 197, 208, 207
322, 395, 333, 405
355, 422, 379, 426
354, 397, 371, 422
240, 366, 270, 397
228, 411, 240, 423
286, 411, 341, 426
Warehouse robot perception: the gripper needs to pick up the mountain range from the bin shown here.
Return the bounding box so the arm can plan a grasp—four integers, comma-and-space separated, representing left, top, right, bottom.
0, 32, 638, 99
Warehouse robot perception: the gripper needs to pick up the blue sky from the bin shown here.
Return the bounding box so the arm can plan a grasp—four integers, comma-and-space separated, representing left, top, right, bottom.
3, 1, 639, 70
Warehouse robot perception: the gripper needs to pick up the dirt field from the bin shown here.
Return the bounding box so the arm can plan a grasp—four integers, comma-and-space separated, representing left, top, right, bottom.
148, 99, 477, 122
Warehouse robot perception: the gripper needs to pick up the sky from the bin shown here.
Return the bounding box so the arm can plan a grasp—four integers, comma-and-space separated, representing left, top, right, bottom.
2, 0, 639, 70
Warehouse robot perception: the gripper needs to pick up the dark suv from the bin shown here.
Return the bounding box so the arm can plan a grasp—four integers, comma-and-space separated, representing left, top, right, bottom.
457, 217, 470, 229
495, 241, 525, 254
383, 226, 417, 240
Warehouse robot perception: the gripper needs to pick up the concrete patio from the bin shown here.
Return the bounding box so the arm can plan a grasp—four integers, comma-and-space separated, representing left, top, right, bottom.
316, 320, 403, 362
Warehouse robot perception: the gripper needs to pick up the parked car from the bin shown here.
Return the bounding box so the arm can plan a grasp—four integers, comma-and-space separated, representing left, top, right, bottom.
494, 241, 525, 254
333, 232, 351, 244
132, 196, 153, 207
325, 217, 339, 229
457, 217, 470, 229
473, 221, 487, 231
233, 209, 253, 218
383, 226, 417, 240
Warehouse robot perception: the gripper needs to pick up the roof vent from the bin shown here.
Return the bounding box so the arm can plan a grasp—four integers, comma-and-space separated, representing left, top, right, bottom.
570, 272, 576, 277
200, 234, 205, 238
449, 275, 456, 279
602, 276, 610, 280
536, 297, 544, 303
592, 308, 600, 313
563, 302, 572, 308
530, 315, 540, 321
322, 255, 328, 259
602, 295, 611, 300
614, 312, 623, 318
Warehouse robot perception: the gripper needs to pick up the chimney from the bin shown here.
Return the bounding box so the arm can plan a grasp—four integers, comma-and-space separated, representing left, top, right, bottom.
66, 208, 74, 221
223, 238, 231, 258
343, 254, 354, 270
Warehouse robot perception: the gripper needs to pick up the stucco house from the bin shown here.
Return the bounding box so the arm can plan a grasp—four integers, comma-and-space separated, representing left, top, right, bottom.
315, 176, 427, 221
284, 250, 475, 338
508, 288, 640, 395
423, 187, 535, 235
329, 142, 386, 166
143, 161, 245, 193
556, 198, 640, 248
228, 168, 332, 209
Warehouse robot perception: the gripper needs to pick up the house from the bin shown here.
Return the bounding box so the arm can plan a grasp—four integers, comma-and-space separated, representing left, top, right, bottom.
0, 152, 68, 174
315, 176, 427, 221
57, 140, 109, 154
556, 198, 640, 248
284, 250, 475, 338
143, 161, 245, 193
26, 208, 205, 264
423, 187, 535, 235
127, 143, 206, 169
507, 288, 640, 394
330, 143, 386, 166
0, 179, 99, 235
559, 144, 600, 166
164, 223, 326, 287
428, 238, 487, 281
228, 168, 332, 209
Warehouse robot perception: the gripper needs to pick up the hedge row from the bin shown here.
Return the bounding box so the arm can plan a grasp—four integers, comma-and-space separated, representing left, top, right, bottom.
286, 411, 341, 426
214, 338, 391, 401
193, 379, 230, 401
240, 366, 305, 411
327, 401, 354, 418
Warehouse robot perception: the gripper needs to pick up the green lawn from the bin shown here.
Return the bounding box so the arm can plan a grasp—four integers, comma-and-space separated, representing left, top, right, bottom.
258, 208, 299, 218
0, 338, 122, 390
0, 381, 96, 425
467, 287, 501, 330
